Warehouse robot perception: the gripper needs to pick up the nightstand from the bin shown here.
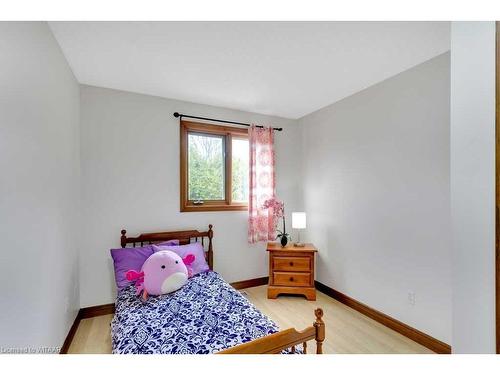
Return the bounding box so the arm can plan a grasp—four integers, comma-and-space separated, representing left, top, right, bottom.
267, 242, 317, 301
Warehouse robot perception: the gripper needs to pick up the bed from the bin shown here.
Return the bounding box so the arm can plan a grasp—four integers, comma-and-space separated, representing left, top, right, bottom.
111, 225, 325, 354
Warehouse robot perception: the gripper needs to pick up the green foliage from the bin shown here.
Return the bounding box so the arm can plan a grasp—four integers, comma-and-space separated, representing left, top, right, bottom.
231, 153, 248, 202
188, 133, 249, 202
188, 134, 224, 200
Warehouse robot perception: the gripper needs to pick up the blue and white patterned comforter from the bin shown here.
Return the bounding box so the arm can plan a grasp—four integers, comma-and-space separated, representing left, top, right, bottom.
111, 271, 281, 354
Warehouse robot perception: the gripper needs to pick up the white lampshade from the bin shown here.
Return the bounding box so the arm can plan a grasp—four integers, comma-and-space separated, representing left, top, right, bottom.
292, 212, 306, 229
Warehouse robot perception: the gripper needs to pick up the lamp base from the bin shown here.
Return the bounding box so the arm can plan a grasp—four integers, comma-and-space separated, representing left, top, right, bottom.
294, 229, 305, 247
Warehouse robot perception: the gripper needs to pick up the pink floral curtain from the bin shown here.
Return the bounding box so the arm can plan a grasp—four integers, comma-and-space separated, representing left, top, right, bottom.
248, 125, 276, 243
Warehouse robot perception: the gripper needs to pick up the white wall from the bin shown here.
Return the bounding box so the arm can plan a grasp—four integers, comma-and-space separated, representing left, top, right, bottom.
0, 22, 80, 350
450, 22, 496, 353
4, 22, 493, 352
79, 85, 302, 307
299, 53, 451, 343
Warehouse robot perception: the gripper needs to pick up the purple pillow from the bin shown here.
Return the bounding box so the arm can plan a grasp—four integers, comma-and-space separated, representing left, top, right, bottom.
156, 239, 180, 246
152, 242, 209, 276
110, 246, 154, 290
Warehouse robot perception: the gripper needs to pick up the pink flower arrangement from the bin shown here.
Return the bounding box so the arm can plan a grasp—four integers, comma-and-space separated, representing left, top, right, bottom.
262, 198, 290, 245
262, 198, 284, 220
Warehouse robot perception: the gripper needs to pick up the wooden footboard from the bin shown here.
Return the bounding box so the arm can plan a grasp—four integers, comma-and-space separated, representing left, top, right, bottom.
218, 308, 325, 354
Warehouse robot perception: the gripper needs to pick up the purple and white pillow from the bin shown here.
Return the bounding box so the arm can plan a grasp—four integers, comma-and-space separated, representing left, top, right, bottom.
110, 239, 180, 290
152, 242, 209, 276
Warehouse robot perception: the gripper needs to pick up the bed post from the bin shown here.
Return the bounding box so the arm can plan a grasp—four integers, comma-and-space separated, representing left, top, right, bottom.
121, 229, 127, 248
314, 308, 325, 354
207, 224, 214, 270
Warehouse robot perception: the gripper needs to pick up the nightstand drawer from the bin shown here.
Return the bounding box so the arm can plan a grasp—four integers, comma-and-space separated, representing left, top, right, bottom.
273, 256, 310, 272
267, 243, 317, 301
273, 272, 311, 287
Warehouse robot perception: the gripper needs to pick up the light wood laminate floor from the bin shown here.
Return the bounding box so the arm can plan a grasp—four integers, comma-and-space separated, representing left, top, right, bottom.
68, 285, 433, 354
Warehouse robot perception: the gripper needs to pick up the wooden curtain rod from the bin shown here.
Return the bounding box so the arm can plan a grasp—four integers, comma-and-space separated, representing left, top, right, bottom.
173, 112, 283, 131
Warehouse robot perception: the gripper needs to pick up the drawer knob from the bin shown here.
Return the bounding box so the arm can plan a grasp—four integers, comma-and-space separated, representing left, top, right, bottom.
289, 277, 294, 281
289, 262, 294, 266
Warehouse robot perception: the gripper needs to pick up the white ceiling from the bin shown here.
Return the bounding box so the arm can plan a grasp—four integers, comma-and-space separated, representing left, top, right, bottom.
49, 22, 450, 119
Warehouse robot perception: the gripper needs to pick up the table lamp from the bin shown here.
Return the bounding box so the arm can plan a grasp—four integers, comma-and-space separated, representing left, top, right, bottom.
292, 212, 306, 247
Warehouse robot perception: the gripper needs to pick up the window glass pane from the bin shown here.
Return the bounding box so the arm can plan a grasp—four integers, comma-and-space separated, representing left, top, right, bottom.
232, 138, 249, 202
188, 132, 225, 201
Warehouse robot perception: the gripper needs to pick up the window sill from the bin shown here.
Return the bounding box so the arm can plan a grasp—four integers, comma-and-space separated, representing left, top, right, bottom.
180, 204, 248, 212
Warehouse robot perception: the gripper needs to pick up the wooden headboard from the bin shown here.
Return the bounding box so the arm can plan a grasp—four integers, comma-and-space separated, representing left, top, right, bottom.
120, 224, 214, 270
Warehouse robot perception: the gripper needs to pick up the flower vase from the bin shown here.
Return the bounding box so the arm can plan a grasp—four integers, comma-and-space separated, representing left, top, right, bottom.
280, 235, 288, 247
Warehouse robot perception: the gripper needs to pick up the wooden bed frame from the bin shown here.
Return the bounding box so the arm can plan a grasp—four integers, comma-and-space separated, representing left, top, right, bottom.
120, 224, 326, 354
121, 224, 214, 269
218, 308, 325, 354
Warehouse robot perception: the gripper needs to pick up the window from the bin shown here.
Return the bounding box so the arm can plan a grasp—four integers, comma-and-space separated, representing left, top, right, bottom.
180, 121, 249, 211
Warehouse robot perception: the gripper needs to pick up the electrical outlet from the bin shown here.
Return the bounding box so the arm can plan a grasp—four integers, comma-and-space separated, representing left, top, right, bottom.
408, 292, 416, 306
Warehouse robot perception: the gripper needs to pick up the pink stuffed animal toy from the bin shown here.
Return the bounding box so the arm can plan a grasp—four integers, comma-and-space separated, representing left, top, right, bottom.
126, 250, 195, 300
